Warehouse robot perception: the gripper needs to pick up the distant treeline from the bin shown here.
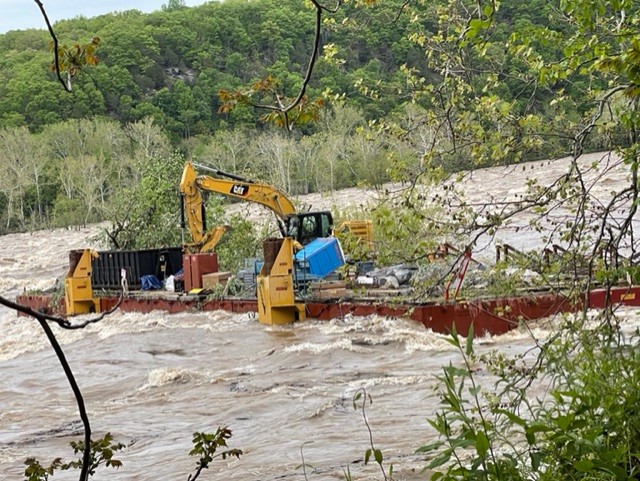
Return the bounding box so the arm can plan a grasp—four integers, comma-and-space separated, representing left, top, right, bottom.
0, 0, 597, 139
0, 0, 427, 138
0, 108, 427, 234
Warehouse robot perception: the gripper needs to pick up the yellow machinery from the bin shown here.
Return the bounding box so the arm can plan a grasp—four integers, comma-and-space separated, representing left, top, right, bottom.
336, 219, 375, 254
179, 162, 373, 324
184, 225, 229, 254
64, 249, 101, 315
179, 162, 231, 253
180, 161, 375, 252
256, 238, 306, 325
180, 161, 334, 248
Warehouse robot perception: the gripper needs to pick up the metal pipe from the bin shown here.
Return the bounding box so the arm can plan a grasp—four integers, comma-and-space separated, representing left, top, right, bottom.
179, 194, 186, 229
192, 162, 254, 183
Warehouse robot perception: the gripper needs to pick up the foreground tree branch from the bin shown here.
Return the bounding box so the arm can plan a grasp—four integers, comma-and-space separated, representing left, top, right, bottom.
33, 0, 70, 92
219, 0, 342, 130
35, 314, 92, 481
0, 294, 122, 481
35, 0, 100, 91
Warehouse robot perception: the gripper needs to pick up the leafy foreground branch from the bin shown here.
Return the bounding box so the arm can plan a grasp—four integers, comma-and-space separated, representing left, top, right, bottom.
24, 434, 126, 481
349, 388, 394, 481
421, 316, 640, 481
0, 294, 121, 481
188, 428, 243, 481
0, 294, 105, 481
295, 387, 395, 481
23, 428, 242, 481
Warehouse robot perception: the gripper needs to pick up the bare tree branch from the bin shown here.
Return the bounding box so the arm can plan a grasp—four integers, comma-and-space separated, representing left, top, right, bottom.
33, 0, 72, 92
0, 293, 123, 329
249, 0, 342, 130
1, 295, 92, 480
0, 293, 123, 480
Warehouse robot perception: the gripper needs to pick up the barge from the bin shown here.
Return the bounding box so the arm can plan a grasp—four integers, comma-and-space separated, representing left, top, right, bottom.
16, 285, 640, 337
15, 246, 640, 337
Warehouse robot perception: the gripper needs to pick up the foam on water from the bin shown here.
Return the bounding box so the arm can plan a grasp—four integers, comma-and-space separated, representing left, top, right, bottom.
0, 316, 87, 361
346, 373, 433, 390
141, 368, 206, 389
316, 314, 459, 352
284, 337, 358, 354
0, 307, 250, 361
95, 309, 254, 340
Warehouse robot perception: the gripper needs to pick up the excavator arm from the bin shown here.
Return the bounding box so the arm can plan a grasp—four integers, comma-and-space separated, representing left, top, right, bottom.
183, 225, 230, 254
180, 162, 229, 252
181, 161, 296, 252
181, 161, 296, 221
180, 162, 333, 248
195, 176, 297, 219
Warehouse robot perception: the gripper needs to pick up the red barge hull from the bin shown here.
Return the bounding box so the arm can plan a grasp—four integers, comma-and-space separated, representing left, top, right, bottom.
16, 285, 640, 336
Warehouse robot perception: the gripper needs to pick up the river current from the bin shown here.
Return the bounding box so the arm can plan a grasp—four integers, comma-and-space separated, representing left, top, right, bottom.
1, 153, 639, 480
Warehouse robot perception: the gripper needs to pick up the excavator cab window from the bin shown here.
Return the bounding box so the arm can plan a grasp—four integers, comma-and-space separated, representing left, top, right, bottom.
287, 211, 333, 246
301, 216, 316, 239
321, 214, 332, 237
287, 216, 300, 240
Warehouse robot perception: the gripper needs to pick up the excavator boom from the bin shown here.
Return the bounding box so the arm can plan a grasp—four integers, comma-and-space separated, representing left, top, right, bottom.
195, 176, 297, 219
180, 162, 333, 248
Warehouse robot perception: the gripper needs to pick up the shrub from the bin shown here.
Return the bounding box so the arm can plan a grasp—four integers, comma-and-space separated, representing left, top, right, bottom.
421, 317, 640, 481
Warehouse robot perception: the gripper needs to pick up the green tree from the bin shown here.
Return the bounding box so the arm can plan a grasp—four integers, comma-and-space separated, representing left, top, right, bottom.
162, 0, 186, 12
103, 151, 184, 249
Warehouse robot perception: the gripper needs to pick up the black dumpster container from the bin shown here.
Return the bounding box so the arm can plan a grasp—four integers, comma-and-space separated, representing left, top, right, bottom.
92, 247, 183, 290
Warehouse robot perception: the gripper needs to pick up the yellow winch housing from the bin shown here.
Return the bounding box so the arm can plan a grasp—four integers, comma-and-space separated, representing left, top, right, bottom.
64, 249, 101, 316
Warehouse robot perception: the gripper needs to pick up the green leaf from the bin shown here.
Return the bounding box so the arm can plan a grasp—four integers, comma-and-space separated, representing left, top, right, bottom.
353, 390, 363, 409
427, 451, 452, 470
525, 430, 536, 445
527, 421, 552, 434
554, 414, 574, 430
449, 323, 458, 338
465, 323, 474, 356
475, 431, 490, 457
530, 451, 542, 471
444, 365, 469, 378
466, 19, 483, 39
374, 449, 383, 464
494, 408, 528, 427
416, 441, 444, 453
574, 459, 594, 472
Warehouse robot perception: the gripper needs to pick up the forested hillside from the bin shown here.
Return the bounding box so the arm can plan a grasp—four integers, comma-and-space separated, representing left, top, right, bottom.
0, 0, 424, 136
0, 0, 632, 238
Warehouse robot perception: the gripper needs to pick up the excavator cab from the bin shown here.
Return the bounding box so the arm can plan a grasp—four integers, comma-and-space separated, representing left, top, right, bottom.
285, 211, 333, 246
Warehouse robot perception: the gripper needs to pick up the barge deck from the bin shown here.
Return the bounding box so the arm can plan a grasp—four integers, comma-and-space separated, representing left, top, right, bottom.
16, 285, 640, 336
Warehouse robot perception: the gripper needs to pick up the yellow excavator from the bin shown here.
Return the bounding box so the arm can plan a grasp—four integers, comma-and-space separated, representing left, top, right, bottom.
179, 162, 373, 324
180, 162, 336, 249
